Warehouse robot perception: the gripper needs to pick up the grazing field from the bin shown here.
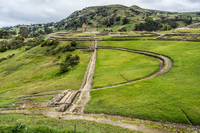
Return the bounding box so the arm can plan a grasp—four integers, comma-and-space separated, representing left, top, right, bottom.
111, 36, 157, 39
177, 28, 200, 33
86, 40, 200, 125
24, 96, 53, 101
60, 41, 92, 47
169, 36, 183, 39
0, 43, 92, 108
102, 36, 156, 40
93, 49, 159, 88
76, 41, 92, 47
0, 113, 137, 133
70, 33, 96, 37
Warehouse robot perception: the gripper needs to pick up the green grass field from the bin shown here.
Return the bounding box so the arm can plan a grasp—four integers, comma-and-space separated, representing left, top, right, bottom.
76, 41, 92, 47
0, 113, 138, 133
0, 43, 92, 108
169, 36, 183, 39
86, 40, 200, 125
93, 49, 159, 88
101, 36, 156, 40
59, 41, 92, 47
24, 96, 53, 101
128, 32, 142, 36
71, 33, 96, 37
177, 28, 200, 33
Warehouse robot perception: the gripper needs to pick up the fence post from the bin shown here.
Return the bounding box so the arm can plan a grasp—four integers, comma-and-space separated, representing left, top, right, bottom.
74, 124, 76, 133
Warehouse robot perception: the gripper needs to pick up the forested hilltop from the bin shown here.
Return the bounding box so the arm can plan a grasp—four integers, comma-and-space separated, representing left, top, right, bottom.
1, 4, 200, 38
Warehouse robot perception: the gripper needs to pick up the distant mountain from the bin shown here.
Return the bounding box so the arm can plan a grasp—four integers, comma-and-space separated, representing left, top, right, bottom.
54, 4, 200, 31
2, 4, 200, 35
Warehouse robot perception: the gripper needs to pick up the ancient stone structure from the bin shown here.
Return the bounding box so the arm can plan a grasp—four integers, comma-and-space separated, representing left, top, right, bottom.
77, 23, 97, 32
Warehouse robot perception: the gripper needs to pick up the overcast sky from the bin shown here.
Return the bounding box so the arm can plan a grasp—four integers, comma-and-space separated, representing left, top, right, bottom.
0, 0, 200, 28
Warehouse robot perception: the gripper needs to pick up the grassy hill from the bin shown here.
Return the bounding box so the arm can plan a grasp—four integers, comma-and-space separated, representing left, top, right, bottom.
2, 4, 200, 35
56, 4, 200, 31
0, 4, 200, 132
0, 40, 92, 108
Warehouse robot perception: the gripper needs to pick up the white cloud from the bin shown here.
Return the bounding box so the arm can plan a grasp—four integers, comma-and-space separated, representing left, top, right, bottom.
1, 8, 11, 13
44, 8, 56, 14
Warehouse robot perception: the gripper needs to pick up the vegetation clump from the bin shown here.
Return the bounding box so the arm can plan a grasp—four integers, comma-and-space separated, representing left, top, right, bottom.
0, 54, 15, 63
0, 36, 24, 52
0, 29, 16, 39
41, 39, 59, 47
52, 41, 77, 55
60, 54, 80, 73
135, 17, 162, 31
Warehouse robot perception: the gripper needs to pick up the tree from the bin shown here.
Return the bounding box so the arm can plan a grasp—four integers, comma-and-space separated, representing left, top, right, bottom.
0, 44, 7, 52
60, 54, 80, 73
44, 27, 53, 34
135, 17, 162, 31
70, 41, 77, 47
122, 17, 129, 25
60, 62, 69, 73
19, 26, 28, 38
162, 24, 172, 31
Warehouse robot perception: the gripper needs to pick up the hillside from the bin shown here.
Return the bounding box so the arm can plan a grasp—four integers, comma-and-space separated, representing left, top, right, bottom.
0, 25, 200, 132
55, 4, 200, 31
2, 4, 200, 36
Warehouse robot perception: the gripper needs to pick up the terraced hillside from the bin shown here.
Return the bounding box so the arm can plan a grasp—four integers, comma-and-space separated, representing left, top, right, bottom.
0, 31, 200, 132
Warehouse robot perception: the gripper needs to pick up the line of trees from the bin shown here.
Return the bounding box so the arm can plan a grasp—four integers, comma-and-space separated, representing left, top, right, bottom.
135, 17, 162, 31
0, 29, 16, 39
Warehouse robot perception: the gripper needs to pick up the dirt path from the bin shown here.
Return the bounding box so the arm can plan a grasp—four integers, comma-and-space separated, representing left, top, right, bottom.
1, 109, 199, 133
60, 114, 166, 133
93, 46, 173, 90
66, 40, 98, 114
2, 41, 200, 133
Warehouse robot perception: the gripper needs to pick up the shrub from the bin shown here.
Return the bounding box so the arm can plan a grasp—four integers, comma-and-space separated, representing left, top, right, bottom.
41, 39, 59, 47
52, 49, 60, 55
11, 123, 27, 133
65, 54, 72, 62
162, 24, 173, 31
0, 44, 7, 52
60, 62, 69, 73
62, 44, 71, 52
70, 41, 77, 47
68, 47, 75, 51
60, 54, 80, 73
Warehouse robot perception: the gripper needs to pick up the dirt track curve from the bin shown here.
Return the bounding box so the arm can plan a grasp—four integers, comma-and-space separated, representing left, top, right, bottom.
93, 46, 173, 90
1, 40, 200, 133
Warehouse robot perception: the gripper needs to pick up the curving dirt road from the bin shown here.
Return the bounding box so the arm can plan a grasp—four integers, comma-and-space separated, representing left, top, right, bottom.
93, 46, 173, 90
1, 41, 200, 133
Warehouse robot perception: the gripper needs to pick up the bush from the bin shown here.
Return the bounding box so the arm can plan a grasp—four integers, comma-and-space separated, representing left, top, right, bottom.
65, 54, 72, 62
61, 43, 76, 53
11, 123, 27, 133
60, 62, 69, 73
68, 47, 75, 51
70, 41, 77, 47
162, 24, 173, 31
7, 36, 25, 50
0, 44, 7, 52
0, 124, 73, 133
60, 54, 80, 73
118, 27, 127, 32
41, 39, 59, 47
62, 44, 71, 52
